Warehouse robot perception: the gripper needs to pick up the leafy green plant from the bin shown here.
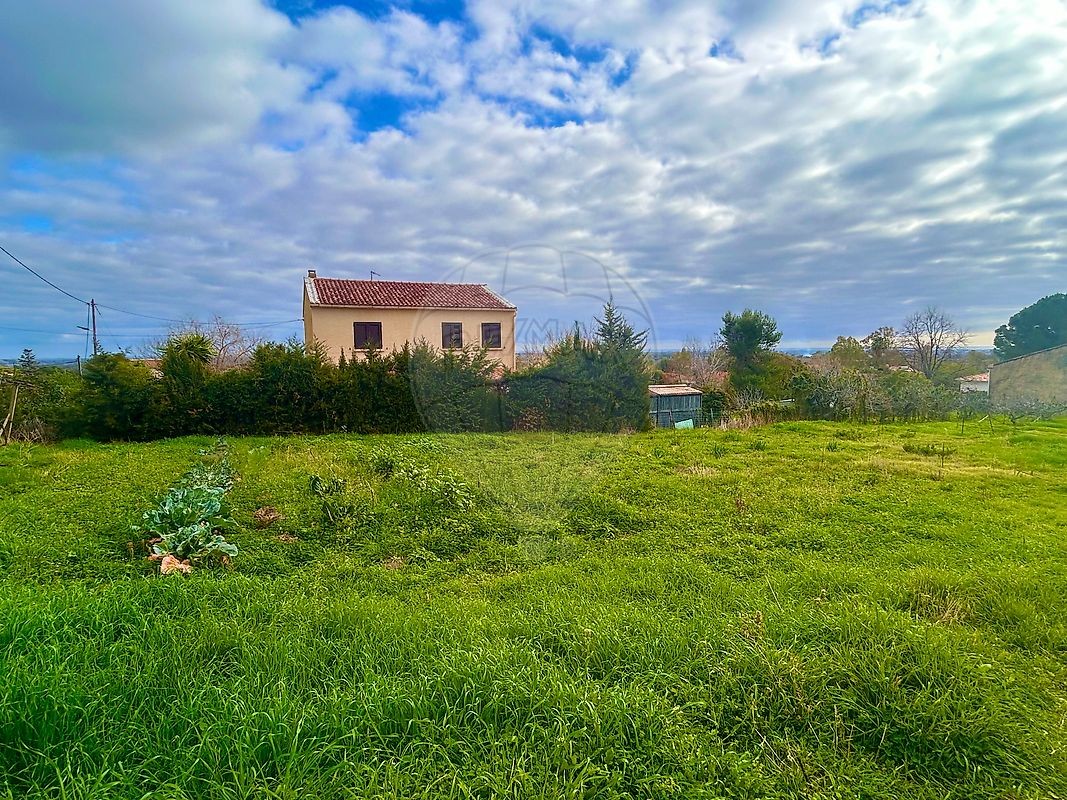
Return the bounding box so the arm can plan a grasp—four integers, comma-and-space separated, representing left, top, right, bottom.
135, 451, 238, 572
309, 473, 356, 527
309, 474, 346, 497
367, 447, 397, 479
393, 461, 475, 511
179, 459, 235, 493
139, 486, 237, 566
903, 442, 956, 458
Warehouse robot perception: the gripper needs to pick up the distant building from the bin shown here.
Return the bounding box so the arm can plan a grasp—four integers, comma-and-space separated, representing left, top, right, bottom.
303, 271, 517, 369
989, 344, 1067, 405
131, 358, 163, 379
649, 384, 703, 428
958, 372, 989, 393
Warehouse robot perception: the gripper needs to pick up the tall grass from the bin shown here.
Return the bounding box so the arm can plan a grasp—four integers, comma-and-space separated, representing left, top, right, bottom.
1, 420, 1066, 798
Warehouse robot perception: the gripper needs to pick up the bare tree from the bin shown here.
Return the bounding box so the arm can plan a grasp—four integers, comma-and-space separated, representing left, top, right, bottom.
143, 316, 266, 370
897, 307, 968, 378
682, 335, 729, 387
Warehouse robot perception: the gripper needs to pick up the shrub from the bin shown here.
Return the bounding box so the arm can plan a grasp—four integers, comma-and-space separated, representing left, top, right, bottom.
1, 363, 84, 442
408, 341, 499, 432
155, 333, 215, 436
79, 354, 159, 441
505, 327, 651, 433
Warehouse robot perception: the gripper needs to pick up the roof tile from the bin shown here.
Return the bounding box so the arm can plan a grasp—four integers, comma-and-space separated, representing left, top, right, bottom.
307, 278, 514, 310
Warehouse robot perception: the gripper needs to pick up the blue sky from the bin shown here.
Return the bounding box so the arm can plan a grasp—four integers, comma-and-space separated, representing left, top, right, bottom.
1, 0, 1065, 358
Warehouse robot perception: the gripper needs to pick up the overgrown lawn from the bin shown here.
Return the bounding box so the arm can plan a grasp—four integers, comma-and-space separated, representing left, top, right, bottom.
1, 420, 1065, 798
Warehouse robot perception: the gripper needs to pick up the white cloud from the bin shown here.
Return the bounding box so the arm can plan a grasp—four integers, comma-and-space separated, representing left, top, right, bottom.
288, 8, 467, 100
2, 0, 1066, 357
0, 0, 301, 155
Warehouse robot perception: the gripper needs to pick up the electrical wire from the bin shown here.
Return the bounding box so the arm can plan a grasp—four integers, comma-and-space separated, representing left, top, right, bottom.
1, 244, 88, 305
0, 319, 302, 338
3, 243, 305, 328
0, 325, 86, 335
92, 303, 186, 323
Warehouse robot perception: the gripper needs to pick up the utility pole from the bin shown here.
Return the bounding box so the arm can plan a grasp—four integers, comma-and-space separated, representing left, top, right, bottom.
90, 299, 100, 356
1, 383, 18, 445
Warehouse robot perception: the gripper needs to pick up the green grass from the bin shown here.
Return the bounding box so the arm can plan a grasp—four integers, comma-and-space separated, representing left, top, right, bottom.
1, 420, 1066, 799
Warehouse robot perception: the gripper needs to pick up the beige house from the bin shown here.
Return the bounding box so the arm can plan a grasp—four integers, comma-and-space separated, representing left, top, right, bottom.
302, 271, 517, 369
957, 372, 989, 393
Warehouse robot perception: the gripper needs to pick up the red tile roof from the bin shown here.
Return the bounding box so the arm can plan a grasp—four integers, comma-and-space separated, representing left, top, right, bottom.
306, 277, 514, 310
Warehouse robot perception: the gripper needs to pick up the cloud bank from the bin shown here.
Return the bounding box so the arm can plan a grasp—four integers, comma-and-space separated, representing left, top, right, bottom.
1, 0, 1064, 356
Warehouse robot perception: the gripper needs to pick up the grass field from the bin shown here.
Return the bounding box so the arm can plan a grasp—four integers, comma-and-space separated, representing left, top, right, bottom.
1, 420, 1066, 799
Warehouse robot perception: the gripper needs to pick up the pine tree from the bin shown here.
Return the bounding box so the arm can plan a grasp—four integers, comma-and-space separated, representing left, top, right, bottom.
593, 299, 648, 352
13, 349, 41, 390
15, 348, 40, 374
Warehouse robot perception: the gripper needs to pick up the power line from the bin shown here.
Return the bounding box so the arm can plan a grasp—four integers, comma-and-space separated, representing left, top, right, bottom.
3, 243, 306, 330
0, 319, 302, 337
241, 319, 304, 328
92, 303, 185, 323
0, 325, 87, 335
0, 244, 88, 305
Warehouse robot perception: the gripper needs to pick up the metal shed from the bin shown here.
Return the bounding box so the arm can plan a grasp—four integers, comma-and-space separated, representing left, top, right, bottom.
649, 384, 703, 428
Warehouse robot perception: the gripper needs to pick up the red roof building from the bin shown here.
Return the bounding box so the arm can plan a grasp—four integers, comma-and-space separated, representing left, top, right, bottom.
302, 270, 517, 369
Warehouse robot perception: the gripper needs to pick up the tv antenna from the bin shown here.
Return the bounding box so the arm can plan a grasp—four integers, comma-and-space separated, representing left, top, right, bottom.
369, 270, 380, 281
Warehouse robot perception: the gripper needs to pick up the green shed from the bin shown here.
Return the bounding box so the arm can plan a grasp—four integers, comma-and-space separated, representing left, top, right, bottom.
649, 384, 703, 428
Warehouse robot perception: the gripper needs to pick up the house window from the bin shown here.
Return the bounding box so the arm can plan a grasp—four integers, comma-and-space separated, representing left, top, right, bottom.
442, 322, 463, 349
481, 322, 502, 349
353, 322, 382, 350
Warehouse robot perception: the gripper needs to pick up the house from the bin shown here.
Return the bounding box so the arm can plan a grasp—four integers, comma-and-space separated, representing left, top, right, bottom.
649, 384, 703, 428
958, 372, 989, 393
989, 343, 1067, 405
302, 271, 517, 369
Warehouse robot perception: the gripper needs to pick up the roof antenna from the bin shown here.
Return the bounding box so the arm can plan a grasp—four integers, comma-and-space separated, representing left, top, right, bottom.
370, 270, 380, 281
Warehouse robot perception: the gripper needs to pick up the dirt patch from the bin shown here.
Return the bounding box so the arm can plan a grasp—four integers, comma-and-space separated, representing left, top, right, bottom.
254, 506, 283, 528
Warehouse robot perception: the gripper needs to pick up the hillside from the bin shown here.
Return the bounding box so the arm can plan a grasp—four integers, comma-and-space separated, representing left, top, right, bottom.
1, 421, 1066, 798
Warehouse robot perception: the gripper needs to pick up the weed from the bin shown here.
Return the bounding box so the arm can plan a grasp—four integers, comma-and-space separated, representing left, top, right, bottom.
903, 442, 957, 458
833, 429, 864, 441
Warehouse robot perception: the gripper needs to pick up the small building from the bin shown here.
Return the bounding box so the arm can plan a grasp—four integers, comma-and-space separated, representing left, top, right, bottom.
989, 343, 1067, 405
303, 271, 517, 369
958, 372, 989, 393
649, 384, 703, 428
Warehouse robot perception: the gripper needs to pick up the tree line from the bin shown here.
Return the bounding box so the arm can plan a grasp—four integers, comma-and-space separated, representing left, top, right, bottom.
3, 293, 1064, 442
1, 301, 654, 442
658, 294, 1066, 425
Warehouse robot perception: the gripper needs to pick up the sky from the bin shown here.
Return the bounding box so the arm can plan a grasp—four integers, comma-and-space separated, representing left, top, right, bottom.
1, 0, 1065, 358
